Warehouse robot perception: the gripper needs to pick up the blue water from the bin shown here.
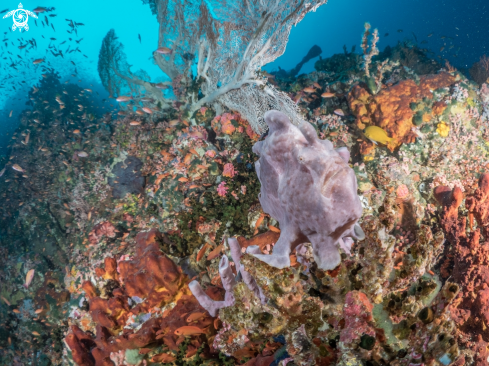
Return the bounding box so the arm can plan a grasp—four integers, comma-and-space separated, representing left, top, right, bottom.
0, 0, 488, 154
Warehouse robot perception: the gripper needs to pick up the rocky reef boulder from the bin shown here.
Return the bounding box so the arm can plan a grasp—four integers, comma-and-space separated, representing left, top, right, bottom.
108, 155, 145, 199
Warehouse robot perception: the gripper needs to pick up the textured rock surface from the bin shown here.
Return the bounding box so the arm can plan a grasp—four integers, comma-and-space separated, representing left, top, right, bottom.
435, 174, 489, 365
251, 110, 363, 270
108, 155, 145, 199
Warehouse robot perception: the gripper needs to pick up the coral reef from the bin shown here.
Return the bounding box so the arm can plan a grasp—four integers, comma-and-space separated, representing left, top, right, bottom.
4, 19, 489, 366
65, 229, 218, 365
348, 72, 457, 150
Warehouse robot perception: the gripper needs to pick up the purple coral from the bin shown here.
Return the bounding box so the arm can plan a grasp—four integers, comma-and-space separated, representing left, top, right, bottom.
189, 238, 266, 317
251, 110, 364, 270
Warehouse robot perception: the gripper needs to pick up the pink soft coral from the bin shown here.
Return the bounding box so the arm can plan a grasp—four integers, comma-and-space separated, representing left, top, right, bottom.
222, 163, 236, 178
217, 182, 228, 197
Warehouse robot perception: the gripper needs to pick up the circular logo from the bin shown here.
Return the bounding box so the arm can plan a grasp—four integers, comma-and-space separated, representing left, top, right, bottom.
12, 9, 28, 29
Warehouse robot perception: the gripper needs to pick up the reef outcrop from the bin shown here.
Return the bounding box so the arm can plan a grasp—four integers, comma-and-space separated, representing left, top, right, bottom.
348, 72, 457, 150
108, 155, 145, 199
435, 173, 489, 365
66, 229, 218, 365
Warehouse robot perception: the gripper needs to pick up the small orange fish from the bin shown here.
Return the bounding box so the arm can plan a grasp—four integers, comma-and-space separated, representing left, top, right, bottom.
156, 47, 172, 54
151, 353, 176, 363
73, 129, 81, 134
13, 309, 20, 314
184, 153, 193, 164
321, 92, 335, 98
196, 244, 210, 262
174, 325, 205, 336
139, 348, 152, 354
268, 225, 280, 233
169, 119, 179, 127
1, 296, 10, 306
136, 110, 145, 115
116, 96, 132, 102
187, 312, 206, 323
207, 244, 223, 261
254, 212, 266, 235
303, 87, 315, 93
334, 109, 345, 116
130, 121, 141, 126
32, 331, 41, 336
142, 107, 153, 114
178, 177, 189, 182
12, 164, 24, 172
24, 269, 35, 288
35, 309, 43, 314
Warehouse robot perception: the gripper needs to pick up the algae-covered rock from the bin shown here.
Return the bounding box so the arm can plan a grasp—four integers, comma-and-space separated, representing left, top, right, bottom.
108, 155, 145, 199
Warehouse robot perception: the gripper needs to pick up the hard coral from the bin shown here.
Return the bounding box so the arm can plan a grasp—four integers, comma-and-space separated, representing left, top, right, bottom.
348, 72, 457, 149
251, 110, 363, 270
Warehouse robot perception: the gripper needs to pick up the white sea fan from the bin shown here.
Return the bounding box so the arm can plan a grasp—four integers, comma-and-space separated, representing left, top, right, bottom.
220, 83, 301, 134
193, 0, 328, 133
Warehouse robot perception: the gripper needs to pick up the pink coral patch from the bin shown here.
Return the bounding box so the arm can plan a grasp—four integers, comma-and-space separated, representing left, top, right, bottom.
217, 181, 228, 197
396, 184, 409, 199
